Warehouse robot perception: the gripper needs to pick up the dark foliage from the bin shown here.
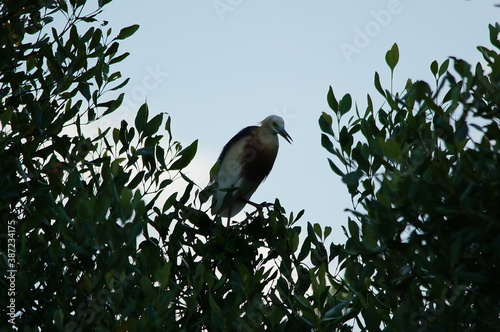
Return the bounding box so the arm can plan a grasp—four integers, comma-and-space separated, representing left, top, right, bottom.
1, 1, 498, 331
320, 23, 500, 331
0, 2, 345, 331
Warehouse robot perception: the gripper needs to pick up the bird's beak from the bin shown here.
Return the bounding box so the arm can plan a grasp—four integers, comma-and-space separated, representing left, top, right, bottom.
278, 127, 293, 144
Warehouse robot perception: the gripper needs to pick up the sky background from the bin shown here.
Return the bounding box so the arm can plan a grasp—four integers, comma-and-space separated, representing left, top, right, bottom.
95, 0, 499, 244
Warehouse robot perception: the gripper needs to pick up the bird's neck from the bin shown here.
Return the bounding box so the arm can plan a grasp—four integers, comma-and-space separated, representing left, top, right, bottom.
259, 126, 278, 140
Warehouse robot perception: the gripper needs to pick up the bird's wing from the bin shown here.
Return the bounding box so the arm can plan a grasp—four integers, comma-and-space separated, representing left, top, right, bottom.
212, 126, 257, 186
211, 126, 258, 215
217, 126, 258, 165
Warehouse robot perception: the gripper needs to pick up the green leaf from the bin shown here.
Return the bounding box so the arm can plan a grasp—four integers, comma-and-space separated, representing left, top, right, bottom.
324, 226, 332, 239
307, 222, 320, 247
143, 113, 163, 137
99, 0, 113, 7
155, 262, 171, 291
112, 127, 120, 144
327, 86, 339, 113
339, 94, 352, 116
348, 218, 359, 239
313, 223, 322, 239
430, 60, 438, 77
170, 140, 198, 170
374, 72, 384, 96
99, 93, 124, 116
323, 299, 352, 321
339, 126, 353, 154
114, 24, 140, 40
321, 134, 335, 154
295, 209, 305, 221
439, 59, 450, 77
412, 80, 431, 99
385, 43, 399, 71
162, 193, 178, 212
159, 179, 173, 189
288, 230, 300, 253
128, 171, 145, 189
105, 41, 119, 57
378, 109, 388, 127
209, 162, 220, 182
384, 139, 401, 162
366, 94, 374, 114
140, 275, 155, 300
1, 106, 13, 126
109, 52, 130, 64
108, 71, 122, 82
156, 146, 168, 169
136, 146, 154, 156
89, 28, 103, 50
327, 158, 345, 177
110, 77, 130, 91
489, 23, 500, 48
293, 294, 315, 322
78, 82, 91, 101
342, 170, 362, 186
135, 103, 148, 134
80, 27, 95, 45
297, 238, 311, 262
319, 112, 334, 136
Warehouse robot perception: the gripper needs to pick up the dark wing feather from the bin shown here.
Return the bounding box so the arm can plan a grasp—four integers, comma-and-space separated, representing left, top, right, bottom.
217, 126, 258, 163
209, 126, 258, 185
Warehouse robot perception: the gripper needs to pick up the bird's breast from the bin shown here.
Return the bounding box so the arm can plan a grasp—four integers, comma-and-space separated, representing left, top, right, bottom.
239, 132, 278, 182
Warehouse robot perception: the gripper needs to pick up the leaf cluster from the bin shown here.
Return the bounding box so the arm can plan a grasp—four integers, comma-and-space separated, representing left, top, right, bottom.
320, 24, 500, 331
0, 2, 355, 331
3, 1, 499, 331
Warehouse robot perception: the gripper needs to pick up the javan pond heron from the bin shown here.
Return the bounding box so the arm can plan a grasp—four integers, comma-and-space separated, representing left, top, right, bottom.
210, 115, 292, 222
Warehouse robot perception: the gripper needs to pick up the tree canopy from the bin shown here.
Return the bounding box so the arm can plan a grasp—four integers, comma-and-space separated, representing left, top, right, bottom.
320, 26, 500, 330
1, 1, 499, 331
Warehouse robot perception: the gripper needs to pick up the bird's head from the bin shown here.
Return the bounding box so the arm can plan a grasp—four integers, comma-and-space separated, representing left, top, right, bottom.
261, 115, 293, 144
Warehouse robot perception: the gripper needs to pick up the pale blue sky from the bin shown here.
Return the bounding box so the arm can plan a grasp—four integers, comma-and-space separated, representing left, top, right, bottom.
98, 0, 499, 243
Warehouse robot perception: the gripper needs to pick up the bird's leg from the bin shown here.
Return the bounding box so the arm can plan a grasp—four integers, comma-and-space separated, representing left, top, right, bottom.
238, 198, 274, 215
259, 202, 274, 215
259, 201, 274, 213
226, 205, 233, 227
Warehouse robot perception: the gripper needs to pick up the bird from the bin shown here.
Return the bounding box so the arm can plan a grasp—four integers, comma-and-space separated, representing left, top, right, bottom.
209, 115, 292, 220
